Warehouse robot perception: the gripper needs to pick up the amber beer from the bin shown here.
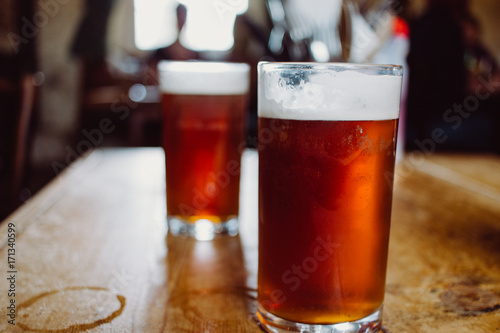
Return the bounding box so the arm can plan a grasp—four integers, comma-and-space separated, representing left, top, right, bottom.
159, 61, 250, 240
257, 63, 403, 332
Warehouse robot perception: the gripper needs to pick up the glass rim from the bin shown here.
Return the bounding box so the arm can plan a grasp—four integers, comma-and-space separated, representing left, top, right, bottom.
258, 61, 403, 76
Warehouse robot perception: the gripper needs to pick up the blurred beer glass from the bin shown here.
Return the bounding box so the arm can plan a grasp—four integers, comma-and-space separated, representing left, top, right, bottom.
158, 61, 250, 240
257, 62, 402, 332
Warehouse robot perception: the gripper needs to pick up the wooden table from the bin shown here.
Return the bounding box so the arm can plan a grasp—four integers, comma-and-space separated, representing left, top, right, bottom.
1, 148, 499, 332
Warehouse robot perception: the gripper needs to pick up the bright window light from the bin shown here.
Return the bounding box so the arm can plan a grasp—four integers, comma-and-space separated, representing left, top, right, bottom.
134, 0, 248, 52
179, 0, 248, 51
134, 0, 178, 50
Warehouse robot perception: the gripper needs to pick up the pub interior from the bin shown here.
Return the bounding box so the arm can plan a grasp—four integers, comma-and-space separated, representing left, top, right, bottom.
0, 0, 500, 331
1, 0, 499, 220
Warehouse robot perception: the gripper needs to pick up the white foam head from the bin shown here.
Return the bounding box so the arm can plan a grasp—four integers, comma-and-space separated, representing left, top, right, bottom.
158, 61, 250, 95
258, 62, 403, 120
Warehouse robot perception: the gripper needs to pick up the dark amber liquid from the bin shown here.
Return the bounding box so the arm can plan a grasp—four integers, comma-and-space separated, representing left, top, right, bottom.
162, 93, 246, 222
258, 117, 397, 324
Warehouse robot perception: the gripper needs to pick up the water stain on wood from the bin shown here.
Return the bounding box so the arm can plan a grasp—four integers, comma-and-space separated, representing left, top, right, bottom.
17, 286, 126, 332
440, 282, 500, 315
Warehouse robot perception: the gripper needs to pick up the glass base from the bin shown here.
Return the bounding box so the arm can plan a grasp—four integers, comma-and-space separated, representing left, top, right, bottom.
167, 216, 238, 241
257, 305, 383, 333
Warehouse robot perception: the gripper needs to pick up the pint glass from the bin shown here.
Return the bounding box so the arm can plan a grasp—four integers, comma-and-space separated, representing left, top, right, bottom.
159, 61, 250, 240
257, 63, 402, 332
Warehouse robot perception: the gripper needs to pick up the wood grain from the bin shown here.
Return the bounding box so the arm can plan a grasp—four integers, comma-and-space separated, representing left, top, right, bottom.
384, 153, 500, 332
0, 148, 499, 332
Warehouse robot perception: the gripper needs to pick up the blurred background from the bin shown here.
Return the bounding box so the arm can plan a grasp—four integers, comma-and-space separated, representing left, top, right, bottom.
1, 0, 499, 220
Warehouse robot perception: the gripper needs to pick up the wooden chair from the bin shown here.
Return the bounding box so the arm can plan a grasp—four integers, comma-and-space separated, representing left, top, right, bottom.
0, 74, 37, 220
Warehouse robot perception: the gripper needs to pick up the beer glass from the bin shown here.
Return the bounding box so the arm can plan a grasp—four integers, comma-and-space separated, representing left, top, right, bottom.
158, 61, 250, 240
257, 63, 402, 332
